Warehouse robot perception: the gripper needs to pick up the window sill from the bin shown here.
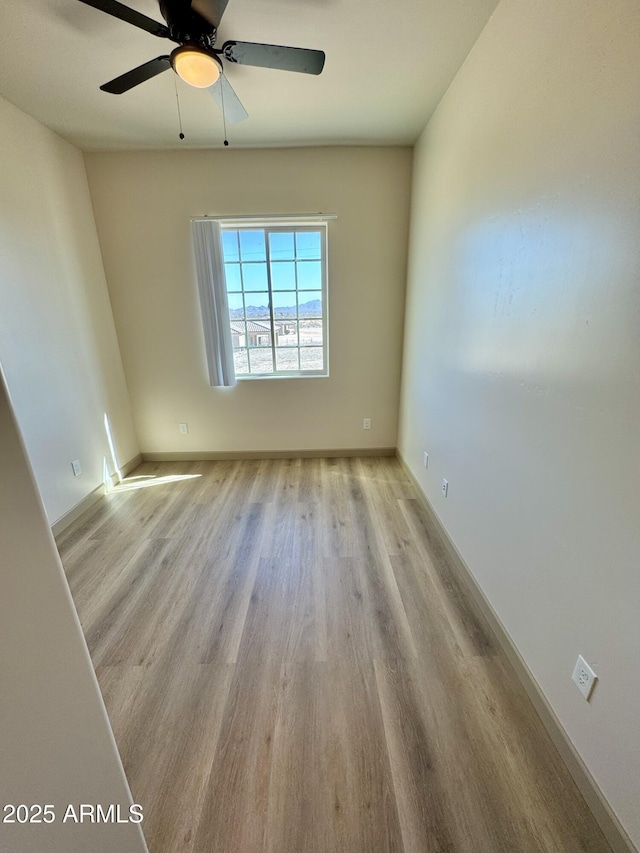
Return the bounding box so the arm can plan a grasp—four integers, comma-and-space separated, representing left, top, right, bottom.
235, 372, 329, 381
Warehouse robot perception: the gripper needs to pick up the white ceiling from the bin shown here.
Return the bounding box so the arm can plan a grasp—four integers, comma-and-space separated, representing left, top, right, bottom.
0, 0, 498, 150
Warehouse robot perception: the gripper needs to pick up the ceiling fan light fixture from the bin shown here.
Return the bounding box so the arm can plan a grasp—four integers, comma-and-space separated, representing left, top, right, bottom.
172, 46, 220, 88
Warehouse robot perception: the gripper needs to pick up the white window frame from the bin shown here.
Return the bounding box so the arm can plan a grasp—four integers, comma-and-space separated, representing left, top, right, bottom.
219, 218, 330, 380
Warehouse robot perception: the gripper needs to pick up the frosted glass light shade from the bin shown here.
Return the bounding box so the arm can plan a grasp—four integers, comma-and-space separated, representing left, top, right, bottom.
172, 48, 220, 88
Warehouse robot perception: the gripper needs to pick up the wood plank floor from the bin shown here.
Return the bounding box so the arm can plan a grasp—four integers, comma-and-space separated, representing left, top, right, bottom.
56, 457, 611, 853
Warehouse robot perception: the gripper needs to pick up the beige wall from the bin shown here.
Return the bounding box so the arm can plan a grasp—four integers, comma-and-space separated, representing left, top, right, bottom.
0, 371, 147, 853
84, 147, 411, 453
0, 95, 138, 524
399, 0, 640, 846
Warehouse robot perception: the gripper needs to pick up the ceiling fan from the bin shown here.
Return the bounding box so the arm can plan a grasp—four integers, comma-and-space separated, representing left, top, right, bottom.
78, 0, 325, 124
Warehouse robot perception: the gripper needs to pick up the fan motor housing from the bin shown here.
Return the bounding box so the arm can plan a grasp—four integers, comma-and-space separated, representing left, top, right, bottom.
159, 0, 216, 46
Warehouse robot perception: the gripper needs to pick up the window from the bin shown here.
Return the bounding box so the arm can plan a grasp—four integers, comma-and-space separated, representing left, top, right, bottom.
220, 222, 328, 378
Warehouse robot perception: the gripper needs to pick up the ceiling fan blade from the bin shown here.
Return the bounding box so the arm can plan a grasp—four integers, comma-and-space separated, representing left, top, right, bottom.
100, 56, 172, 94
191, 0, 229, 28
209, 74, 248, 124
221, 41, 325, 75
78, 0, 170, 38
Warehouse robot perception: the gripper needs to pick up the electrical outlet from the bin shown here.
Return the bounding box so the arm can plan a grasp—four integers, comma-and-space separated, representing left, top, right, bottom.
179, 423, 189, 435
441, 478, 448, 497
572, 655, 597, 701
363, 418, 371, 430
71, 459, 82, 477
423, 452, 429, 469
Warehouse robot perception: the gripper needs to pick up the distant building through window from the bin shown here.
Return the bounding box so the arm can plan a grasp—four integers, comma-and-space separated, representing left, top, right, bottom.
221, 222, 328, 378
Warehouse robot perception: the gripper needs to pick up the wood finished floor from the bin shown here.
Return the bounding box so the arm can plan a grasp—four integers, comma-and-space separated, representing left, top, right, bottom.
56, 457, 610, 853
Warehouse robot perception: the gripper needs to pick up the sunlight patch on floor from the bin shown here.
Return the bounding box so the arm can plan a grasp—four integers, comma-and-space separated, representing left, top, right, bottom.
111, 473, 202, 492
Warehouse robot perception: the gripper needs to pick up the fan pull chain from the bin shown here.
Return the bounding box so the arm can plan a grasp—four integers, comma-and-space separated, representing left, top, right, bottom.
220, 72, 229, 147
173, 75, 185, 140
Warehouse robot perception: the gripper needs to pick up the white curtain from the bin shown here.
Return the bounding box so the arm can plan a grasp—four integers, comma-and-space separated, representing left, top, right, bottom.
191, 219, 236, 387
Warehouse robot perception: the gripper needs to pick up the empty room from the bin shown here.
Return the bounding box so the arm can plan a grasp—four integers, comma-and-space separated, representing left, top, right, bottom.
1, 0, 638, 851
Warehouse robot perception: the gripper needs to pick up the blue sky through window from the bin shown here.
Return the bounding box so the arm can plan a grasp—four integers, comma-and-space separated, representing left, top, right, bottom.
271, 262, 296, 290
239, 230, 265, 262
269, 232, 294, 260
295, 232, 321, 259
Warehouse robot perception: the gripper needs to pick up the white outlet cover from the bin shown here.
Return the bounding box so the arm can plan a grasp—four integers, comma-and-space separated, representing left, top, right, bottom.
423, 452, 429, 469
71, 459, 82, 477
179, 423, 189, 435
572, 655, 597, 701
363, 418, 371, 430
441, 478, 448, 497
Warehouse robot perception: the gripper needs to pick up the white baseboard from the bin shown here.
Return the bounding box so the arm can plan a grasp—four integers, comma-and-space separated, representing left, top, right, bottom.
141, 447, 396, 462
119, 453, 143, 478
51, 484, 105, 538
396, 450, 636, 853
50, 453, 143, 537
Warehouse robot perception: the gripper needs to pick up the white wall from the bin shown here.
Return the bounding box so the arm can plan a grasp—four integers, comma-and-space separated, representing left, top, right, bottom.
0, 95, 138, 524
84, 147, 411, 454
399, 0, 640, 846
0, 370, 147, 853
